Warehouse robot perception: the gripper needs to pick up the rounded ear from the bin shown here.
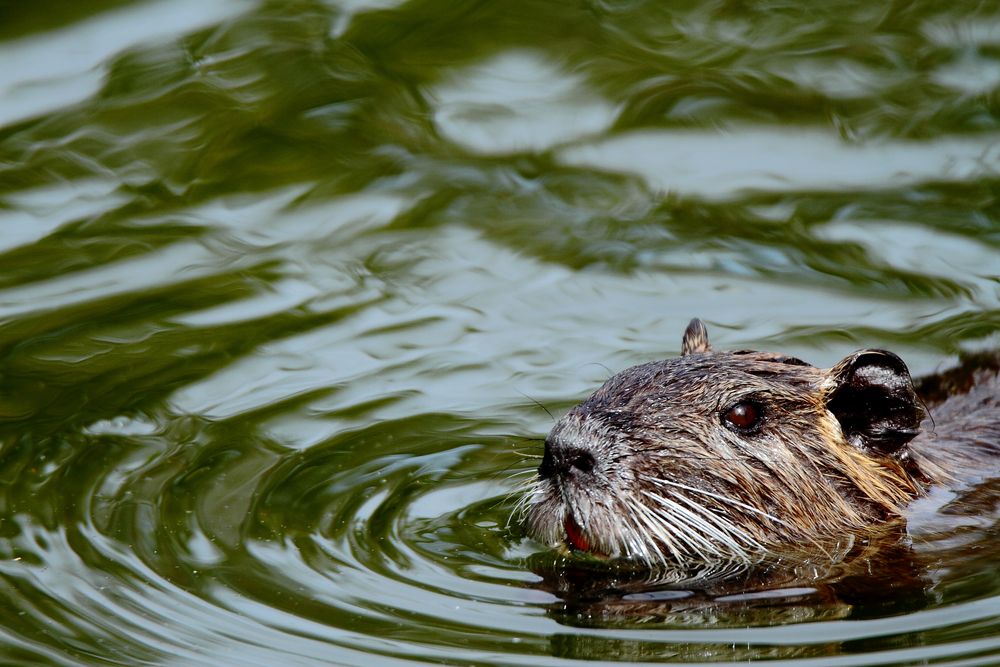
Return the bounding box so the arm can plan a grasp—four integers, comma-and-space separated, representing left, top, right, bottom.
681, 318, 712, 356
825, 349, 924, 455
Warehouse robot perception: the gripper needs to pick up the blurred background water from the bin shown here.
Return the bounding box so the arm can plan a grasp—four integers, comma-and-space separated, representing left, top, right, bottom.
0, 0, 999, 665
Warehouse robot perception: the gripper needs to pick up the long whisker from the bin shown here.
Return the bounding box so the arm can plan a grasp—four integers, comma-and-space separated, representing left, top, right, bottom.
640, 491, 723, 561
624, 499, 669, 568
506, 476, 545, 529
641, 490, 753, 563
630, 500, 684, 564
649, 476, 846, 560
668, 489, 765, 552
644, 476, 793, 529
515, 389, 555, 422
500, 469, 538, 482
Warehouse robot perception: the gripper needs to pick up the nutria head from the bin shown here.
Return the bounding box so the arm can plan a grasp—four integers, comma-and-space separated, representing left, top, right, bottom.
523, 319, 926, 567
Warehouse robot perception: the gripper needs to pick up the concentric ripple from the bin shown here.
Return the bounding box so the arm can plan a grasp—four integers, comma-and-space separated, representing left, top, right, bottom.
0, 416, 537, 665
1, 404, 1000, 665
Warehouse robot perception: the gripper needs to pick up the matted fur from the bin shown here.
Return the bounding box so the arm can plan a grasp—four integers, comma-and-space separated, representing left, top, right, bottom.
519, 320, 966, 568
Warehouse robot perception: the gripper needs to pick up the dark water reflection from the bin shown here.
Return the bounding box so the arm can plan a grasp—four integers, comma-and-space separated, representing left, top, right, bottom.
0, 0, 999, 664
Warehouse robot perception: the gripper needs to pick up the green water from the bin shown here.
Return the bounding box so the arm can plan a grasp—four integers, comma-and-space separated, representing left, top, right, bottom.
1, 0, 999, 665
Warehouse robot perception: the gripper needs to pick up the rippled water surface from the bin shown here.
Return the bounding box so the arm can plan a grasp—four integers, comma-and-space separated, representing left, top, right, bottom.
1, 1, 999, 665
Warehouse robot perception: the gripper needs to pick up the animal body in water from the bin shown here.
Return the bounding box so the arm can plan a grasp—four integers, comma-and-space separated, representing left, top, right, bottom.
522, 319, 1000, 570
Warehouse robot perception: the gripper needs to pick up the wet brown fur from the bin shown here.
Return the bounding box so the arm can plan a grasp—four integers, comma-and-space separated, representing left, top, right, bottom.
523, 320, 1000, 567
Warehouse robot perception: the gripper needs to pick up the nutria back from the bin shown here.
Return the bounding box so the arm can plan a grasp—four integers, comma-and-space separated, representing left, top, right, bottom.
911, 358, 1000, 483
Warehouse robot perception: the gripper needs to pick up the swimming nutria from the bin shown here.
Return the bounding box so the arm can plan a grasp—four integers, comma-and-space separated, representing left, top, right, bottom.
522, 319, 1000, 568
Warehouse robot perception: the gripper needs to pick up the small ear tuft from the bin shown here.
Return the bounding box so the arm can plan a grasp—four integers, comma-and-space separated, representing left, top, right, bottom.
681, 318, 712, 356
825, 349, 923, 455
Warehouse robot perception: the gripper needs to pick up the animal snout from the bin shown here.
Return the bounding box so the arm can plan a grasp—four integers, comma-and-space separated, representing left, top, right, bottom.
538, 441, 596, 479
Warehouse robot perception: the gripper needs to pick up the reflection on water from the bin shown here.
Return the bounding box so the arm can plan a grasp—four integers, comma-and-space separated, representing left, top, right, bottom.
558, 127, 1000, 197
0, 0, 998, 665
431, 50, 617, 153
0, 0, 248, 126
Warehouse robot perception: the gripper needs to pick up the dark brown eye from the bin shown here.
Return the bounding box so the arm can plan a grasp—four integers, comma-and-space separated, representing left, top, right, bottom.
723, 401, 762, 433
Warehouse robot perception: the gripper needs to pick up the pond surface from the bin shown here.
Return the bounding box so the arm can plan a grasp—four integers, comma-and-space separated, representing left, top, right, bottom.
1, 1, 999, 665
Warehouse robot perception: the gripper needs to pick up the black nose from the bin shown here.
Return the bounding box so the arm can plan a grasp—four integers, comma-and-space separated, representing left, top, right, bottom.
538, 442, 596, 479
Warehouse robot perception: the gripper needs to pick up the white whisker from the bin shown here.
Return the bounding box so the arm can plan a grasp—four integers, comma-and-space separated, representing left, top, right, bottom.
639, 491, 720, 561
641, 489, 745, 562
644, 476, 793, 529
623, 499, 668, 567
668, 489, 765, 553
630, 499, 684, 564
